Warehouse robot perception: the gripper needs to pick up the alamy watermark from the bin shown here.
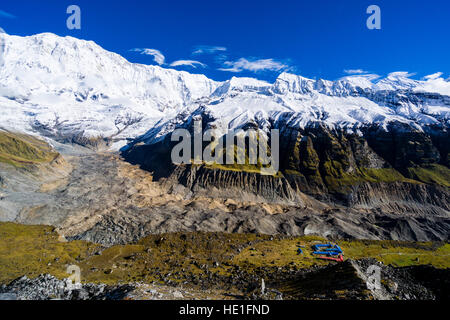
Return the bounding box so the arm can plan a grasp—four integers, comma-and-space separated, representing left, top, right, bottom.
367, 5, 381, 30
366, 264, 381, 290
66, 264, 82, 288
170, 120, 280, 175
66, 5, 81, 30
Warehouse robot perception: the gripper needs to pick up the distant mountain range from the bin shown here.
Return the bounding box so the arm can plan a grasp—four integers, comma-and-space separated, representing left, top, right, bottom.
0, 32, 449, 151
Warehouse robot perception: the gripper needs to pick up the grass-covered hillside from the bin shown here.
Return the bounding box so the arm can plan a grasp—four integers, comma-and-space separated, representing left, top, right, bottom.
0, 222, 448, 286
0, 131, 59, 167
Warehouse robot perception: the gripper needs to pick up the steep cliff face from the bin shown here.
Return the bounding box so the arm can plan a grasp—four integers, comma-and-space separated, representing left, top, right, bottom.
123, 120, 450, 215
166, 165, 304, 204
347, 182, 449, 215
362, 123, 442, 169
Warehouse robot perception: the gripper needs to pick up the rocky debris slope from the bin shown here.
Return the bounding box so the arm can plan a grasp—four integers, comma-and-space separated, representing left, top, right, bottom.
72, 203, 449, 245
1, 148, 447, 245
350, 258, 447, 300
0, 274, 133, 300
2, 259, 447, 300
269, 258, 448, 300
0, 131, 73, 222
0, 275, 238, 300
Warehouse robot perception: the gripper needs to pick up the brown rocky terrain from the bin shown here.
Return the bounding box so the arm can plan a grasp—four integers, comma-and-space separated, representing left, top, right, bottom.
0, 148, 447, 246
0, 129, 448, 246
123, 121, 449, 211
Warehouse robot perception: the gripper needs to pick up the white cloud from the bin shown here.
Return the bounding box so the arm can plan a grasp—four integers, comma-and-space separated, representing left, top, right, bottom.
340, 73, 381, 81
193, 45, 227, 55
0, 10, 15, 19
419, 72, 450, 96
387, 71, 416, 78
344, 69, 369, 75
218, 58, 289, 73
130, 48, 207, 68
130, 48, 165, 65
169, 60, 206, 68
423, 72, 443, 81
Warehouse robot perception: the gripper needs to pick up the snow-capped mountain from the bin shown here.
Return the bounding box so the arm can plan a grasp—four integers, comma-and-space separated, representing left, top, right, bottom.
0, 32, 220, 148
0, 32, 449, 149
140, 72, 450, 145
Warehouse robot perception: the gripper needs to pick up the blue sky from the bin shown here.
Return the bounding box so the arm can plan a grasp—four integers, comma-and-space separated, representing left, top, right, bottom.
0, 0, 449, 82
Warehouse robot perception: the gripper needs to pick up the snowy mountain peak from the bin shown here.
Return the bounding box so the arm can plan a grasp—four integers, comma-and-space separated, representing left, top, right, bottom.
0, 32, 449, 150
273, 72, 315, 94
374, 72, 419, 91
211, 77, 270, 97
0, 32, 220, 109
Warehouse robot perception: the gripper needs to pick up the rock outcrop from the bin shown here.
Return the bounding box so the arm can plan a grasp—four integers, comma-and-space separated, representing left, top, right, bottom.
123, 121, 450, 217
0, 274, 133, 300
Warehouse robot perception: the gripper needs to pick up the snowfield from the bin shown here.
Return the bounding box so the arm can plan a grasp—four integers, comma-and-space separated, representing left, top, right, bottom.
0, 32, 449, 149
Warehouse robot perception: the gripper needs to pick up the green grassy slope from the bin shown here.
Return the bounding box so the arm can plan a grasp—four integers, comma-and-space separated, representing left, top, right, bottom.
0, 131, 59, 167
0, 222, 448, 285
